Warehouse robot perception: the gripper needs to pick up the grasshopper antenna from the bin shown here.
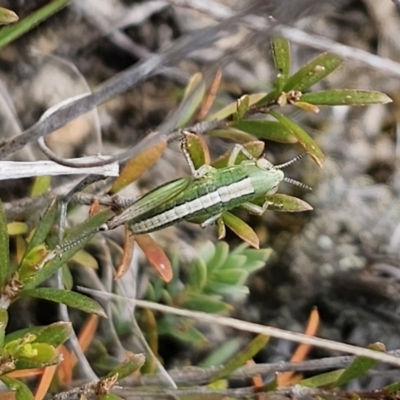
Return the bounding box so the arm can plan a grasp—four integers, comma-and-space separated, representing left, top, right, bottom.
284, 177, 312, 191
275, 152, 307, 169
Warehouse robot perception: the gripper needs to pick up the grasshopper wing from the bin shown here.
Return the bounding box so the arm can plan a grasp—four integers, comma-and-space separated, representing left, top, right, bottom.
107, 177, 193, 229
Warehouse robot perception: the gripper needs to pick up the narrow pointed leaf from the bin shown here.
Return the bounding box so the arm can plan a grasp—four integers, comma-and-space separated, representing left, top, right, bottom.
110, 138, 167, 194
212, 141, 264, 169
221, 212, 259, 249
229, 120, 297, 143
71, 249, 98, 269
209, 128, 257, 143
207, 93, 266, 121
211, 335, 270, 381
0, 308, 8, 350
0, 377, 34, 400
0, 7, 18, 25
31, 176, 51, 197
188, 257, 207, 291
200, 338, 242, 367
213, 268, 248, 285
292, 101, 320, 113
106, 354, 145, 380
269, 110, 324, 166
207, 241, 229, 272
23, 198, 58, 256
271, 37, 290, 92
300, 90, 392, 106
0, 0, 69, 50
301, 369, 345, 388
22, 288, 106, 317
197, 68, 222, 120
334, 343, 385, 387
385, 380, 400, 393
262, 194, 313, 212
135, 234, 173, 282
157, 315, 207, 345
115, 232, 135, 280
100, 395, 124, 400
176, 73, 206, 128
7, 222, 28, 236
183, 131, 210, 170
0, 197, 9, 290
283, 53, 343, 91
233, 95, 250, 121
181, 293, 231, 314
21, 209, 113, 290
5, 322, 72, 347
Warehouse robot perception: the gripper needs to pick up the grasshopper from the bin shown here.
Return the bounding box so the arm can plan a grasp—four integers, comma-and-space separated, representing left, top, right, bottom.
103, 133, 310, 235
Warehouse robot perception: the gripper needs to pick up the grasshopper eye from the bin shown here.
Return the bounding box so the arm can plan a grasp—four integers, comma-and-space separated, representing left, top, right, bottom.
99, 223, 109, 231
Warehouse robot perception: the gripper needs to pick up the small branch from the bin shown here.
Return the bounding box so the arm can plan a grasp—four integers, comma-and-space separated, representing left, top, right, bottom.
0, 157, 119, 180
78, 288, 400, 368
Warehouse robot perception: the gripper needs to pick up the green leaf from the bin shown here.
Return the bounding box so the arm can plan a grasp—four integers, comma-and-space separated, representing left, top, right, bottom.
21, 209, 113, 290
271, 37, 290, 92
300, 90, 392, 106
0, 308, 8, 350
283, 53, 343, 91
199, 338, 242, 367
300, 369, 345, 388
212, 141, 265, 169
106, 354, 145, 380
0, 197, 9, 291
23, 198, 58, 256
222, 212, 259, 249
209, 128, 257, 143
22, 288, 106, 317
188, 257, 207, 291
183, 131, 210, 170
71, 249, 98, 269
181, 293, 231, 313
0, 7, 18, 25
385, 380, 400, 394
31, 176, 51, 197
206, 241, 230, 273
157, 315, 207, 346
14, 343, 59, 369
269, 110, 324, 167
262, 194, 313, 212
229, 120, 297, 143
5, 322, 72, 347
0, 0, 69, 50
233, 95, 250, 121
207, 93, 266, 121
205, 280, 249, 296
212, 268, 248, 286
211, 335, 270, 381
0, 376, 34, 400
176, 72, 206, 128
7, 222, 28, 236
334, 343, 385, 387
100, 395, 125, 400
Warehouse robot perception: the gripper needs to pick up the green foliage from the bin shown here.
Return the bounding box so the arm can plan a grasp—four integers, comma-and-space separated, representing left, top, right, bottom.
0, 31, 393, 398
209, 38, 390, 167
0, 0, 69, 50
143, 241, 271, 347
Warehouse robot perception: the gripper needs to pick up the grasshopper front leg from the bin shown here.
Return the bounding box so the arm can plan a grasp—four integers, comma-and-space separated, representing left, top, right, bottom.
227, 144, 256, 167
240, 199, 282, 216
181, 133, 214, 179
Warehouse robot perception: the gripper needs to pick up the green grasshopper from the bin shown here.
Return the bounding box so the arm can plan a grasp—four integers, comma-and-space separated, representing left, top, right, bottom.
103, 133, 310, 235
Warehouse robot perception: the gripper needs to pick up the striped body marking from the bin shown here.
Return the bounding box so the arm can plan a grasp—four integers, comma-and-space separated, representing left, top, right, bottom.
106, 157, 284, 234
